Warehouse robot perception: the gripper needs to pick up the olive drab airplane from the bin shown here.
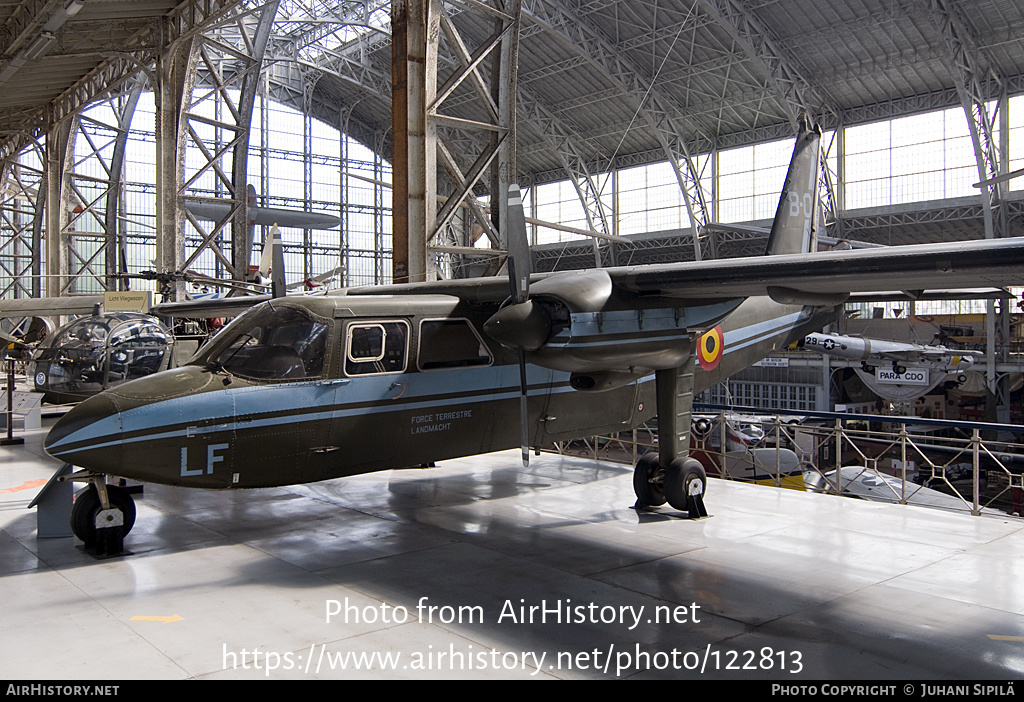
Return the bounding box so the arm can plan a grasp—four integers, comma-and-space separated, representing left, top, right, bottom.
40, 117, 1024, 552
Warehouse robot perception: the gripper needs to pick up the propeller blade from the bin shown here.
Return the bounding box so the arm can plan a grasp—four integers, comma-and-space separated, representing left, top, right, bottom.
507, 256, 531, 468
506, 193, 533, 467
506, 183, 530, 302
517, 348, 530, 468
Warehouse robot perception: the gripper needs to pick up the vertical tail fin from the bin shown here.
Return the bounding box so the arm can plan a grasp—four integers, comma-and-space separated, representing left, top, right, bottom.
765, 116, 821, 256
259, 224, 286, 298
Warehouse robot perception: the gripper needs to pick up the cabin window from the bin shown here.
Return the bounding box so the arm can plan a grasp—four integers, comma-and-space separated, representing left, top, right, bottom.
417, 319, 492, 370
345, 321, 408, 375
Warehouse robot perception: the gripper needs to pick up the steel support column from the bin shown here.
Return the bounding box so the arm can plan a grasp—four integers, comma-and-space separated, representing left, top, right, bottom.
155, 31, 195, 302
393, 0, 521, 283
44, 119, 71, 298
391, 0, 435, 283
924, 0, 1011, 422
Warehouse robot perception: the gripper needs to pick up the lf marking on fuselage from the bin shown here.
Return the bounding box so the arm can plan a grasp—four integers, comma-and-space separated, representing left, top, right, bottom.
180, 443, 230, 477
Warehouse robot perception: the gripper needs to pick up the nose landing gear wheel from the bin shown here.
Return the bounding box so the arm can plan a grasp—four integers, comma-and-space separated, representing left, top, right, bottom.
70, 483, 136, 555
633, 452, 666, 507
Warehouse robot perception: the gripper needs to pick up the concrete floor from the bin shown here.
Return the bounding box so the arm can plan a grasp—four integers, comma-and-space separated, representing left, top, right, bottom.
2, 419, 1024, 680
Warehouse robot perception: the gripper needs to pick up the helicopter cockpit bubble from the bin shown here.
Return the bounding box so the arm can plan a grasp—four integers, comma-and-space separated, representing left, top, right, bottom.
30, 313, 173, 403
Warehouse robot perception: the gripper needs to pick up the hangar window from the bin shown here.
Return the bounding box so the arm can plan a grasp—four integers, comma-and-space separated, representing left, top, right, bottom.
418, 319, 492, 370
346, 321, 408, 375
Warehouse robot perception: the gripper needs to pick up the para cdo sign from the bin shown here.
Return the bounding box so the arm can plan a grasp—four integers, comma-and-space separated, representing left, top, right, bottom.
876, 367, 930, 386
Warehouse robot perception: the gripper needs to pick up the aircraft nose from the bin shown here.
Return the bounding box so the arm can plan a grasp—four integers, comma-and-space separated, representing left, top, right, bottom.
44, 393, 123, 471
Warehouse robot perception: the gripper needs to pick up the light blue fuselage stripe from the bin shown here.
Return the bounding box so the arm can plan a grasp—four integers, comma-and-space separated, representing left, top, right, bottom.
722, 311, 806, 354
47, 364, 577, 457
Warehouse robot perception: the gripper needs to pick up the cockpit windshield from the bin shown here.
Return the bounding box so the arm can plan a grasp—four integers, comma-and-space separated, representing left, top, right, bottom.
198, 304, 327, 381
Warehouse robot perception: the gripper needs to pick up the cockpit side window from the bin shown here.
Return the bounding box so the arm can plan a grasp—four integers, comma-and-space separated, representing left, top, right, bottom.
345, 321, 408, 376
417, 319, 492, 370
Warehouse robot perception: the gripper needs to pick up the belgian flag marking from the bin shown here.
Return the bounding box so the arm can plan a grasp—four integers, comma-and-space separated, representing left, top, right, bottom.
697, 326, 724, 371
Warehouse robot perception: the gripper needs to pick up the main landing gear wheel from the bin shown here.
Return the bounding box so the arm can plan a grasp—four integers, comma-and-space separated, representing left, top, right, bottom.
664, 458, 708, 517
70, 483, 136, 551
633, 452, 666, 507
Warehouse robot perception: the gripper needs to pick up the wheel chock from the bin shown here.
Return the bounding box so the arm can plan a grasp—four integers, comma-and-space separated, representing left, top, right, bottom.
84, 510, 131, 559
687, 482, 708, 519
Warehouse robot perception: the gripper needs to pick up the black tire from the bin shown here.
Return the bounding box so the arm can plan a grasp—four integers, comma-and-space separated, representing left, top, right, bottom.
664, 458, 707, 512
70, 484, 136, 545
633, 452, 666, 507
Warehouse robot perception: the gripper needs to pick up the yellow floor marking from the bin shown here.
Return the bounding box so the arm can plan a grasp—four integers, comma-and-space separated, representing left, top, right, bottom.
130, 615, 183, 624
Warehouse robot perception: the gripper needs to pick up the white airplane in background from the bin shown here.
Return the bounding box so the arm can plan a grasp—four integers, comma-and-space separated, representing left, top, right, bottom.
801, 331, 982, 375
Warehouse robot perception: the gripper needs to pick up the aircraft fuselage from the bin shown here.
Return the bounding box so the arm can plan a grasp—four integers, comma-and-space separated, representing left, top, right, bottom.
44, 293, 835, 490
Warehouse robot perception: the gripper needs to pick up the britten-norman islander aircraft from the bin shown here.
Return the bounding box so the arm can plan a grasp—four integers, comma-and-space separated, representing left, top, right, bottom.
41, 118, 1024, 551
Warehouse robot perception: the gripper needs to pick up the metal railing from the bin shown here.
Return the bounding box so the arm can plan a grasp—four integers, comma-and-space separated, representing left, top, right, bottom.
544, 405, 1024, 519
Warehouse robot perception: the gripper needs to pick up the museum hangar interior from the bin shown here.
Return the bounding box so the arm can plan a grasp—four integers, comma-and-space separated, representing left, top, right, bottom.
1, 0, 1024, 681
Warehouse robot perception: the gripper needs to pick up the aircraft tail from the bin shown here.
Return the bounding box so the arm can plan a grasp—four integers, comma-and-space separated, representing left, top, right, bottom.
258, 224, 286, 298
765, 116, 821, 256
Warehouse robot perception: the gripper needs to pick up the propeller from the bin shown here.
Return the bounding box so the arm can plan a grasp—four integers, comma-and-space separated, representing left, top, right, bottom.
505, 184, 532, 468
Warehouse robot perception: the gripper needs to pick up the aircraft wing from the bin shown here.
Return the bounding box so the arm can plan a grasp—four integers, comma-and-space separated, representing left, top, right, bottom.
0, 295, 105, 318
917, 347, 984, 358
609, 238, 1024, 299
350, 237, 1024, 304
873, 348, 927, 362
847, 288, 1012, 302
0, 290, 273, 322
150, 295, 272, 318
